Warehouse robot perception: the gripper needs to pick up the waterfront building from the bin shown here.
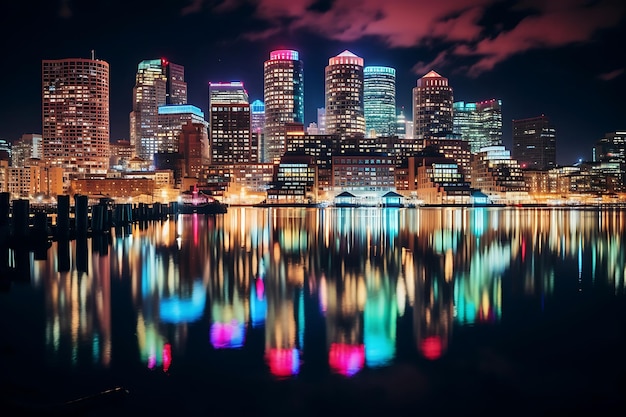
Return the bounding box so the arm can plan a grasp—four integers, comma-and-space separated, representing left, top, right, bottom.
266, 153, 318, 204
157, 105, 206, 154
364, 66, 396, 137
404, 148, 472, 204
332, 154, 396, 196
471, 146, 529, 204
42, 57, 110, 177
325, 51, 365, 137
11, 134, 42, 168
209, 82, 252, 164
413, 70, 453, 143
594, 131, 626, 164
512, 115, 556, 170
285, 131, 340, 194
228, 163, 275, 203
453, 99, 502, 153
130, 58, 187, 161
263, 50, 304, 163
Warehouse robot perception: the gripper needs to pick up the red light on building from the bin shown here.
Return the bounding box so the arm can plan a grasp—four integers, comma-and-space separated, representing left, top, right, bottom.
420, 336, 443, 360
329, 343, 365, 376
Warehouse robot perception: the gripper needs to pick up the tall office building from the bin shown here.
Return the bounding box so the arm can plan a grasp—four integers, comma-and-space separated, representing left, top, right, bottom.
263, 50, 304, 163
593, 131, 626, 163
42, 58, 110, 176
413, 70, 453, 142
364, 66, 396, 137
209, 82, 252, 164
325, 50, 365, 137
512, 115, 556, 170
453, 99, 502, 153
130, 58, 187, 161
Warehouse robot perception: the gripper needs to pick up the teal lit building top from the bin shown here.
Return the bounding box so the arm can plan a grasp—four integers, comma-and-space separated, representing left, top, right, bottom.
364, 65, 396, 137
251, 100, 265, 113
158, 104, 204, 118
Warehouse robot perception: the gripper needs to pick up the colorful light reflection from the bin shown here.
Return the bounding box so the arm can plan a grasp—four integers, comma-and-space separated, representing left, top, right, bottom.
329, 343, 365, 376
210, 321, 245, 349
266, 348, 300, 378
420, 336, 443, 360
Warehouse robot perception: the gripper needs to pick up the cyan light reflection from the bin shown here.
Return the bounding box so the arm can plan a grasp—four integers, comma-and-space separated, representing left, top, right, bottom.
160, 281, 206, 323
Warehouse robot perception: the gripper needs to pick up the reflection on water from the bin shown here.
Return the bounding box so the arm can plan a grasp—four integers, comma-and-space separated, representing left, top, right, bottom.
15, 207, 626, 379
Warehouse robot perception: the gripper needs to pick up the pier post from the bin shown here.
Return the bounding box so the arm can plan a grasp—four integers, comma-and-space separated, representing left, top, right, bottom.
12, 199, 30, 242
74, 194, 89, 236
56, 195, 70, 240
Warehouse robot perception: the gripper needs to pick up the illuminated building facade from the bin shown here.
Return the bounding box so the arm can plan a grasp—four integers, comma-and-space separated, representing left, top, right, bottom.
266, 154, 318, 204
263, 50, 304, 163
42, 58, 110, 177
453, 99, 503, 154
109, 139, 134, 170
286, 132, 340, 193
471, 146, 529, 203
364, 66, 396, 138
209, 81, 252, 164
130, 58, 187, 161
332, 155, 395, 192
251, 100, 265, 162
157, 105, 206, 154
179, 120, 210, 180
594, 131, 626, 164
325, 51, 365, 138
512, 115, 556, 170
12, 134, 42, 168
412, 70, 453, 143
421, 138, 471, 179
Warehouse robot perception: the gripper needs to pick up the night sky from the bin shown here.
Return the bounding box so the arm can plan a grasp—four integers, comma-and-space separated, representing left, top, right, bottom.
1, 0, 625, 165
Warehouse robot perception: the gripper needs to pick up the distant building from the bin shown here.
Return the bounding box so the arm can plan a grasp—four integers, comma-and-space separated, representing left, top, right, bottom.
325, 51, 365, 137
364, 66, 396, 138
317, 108, 327, 135
42, 57, 110, 177
594, 131, 626, 164
11, 134, 42, 168
267, 153, 318, 204
453, 99, 502, 153
251, 100, 265, 162
109, 139, 135, 170
332, 154, 395, 193
512, 115, 556, 170
209, 82, 252, 164
179, 120, 210, 180
130, 58, 187, 161
0, 139, 11, 164
420, 138, 471, 180
413, 70, 453, 143
263, 50, 304, 163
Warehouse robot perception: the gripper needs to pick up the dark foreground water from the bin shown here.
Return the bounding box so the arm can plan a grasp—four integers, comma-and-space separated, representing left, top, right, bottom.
1, 207, 625, 416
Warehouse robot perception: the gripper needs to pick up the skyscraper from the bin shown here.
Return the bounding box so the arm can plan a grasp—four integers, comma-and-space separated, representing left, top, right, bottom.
209, 82, 252, 164
11, 134, 42, 168
42, 58, 110, 176
364, 66, 396, 138
413, 70, 453, 142
130, 58, 187, 161
325, 50, 365, 137
263, 50, 304, 163
453, 99, 502, 153
157, 105, 206, 154
512, 115, 557, 170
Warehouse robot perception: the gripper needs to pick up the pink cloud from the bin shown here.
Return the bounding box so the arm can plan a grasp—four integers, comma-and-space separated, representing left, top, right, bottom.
202, 0, 626, 76
598, 68, 624, 81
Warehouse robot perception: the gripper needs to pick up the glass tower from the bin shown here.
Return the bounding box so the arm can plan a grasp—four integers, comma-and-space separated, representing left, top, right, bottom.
454, 99, 503, 154
130, 58, 187, 162
364, 66, 396, 138
263, 50, 304, 163
325, 50, 365, 137
42, 58, 110, 176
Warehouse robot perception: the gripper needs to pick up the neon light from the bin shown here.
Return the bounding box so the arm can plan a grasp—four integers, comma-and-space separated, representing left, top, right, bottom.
329, 343, 365, 376
157, 105, 204, 118
270, 50, 299, 61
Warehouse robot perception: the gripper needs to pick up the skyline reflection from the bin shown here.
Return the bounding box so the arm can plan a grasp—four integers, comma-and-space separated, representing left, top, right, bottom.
17, 207, 626, 378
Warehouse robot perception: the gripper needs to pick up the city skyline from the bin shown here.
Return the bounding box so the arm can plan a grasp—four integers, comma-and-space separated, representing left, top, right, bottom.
1, 0, 625, 165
